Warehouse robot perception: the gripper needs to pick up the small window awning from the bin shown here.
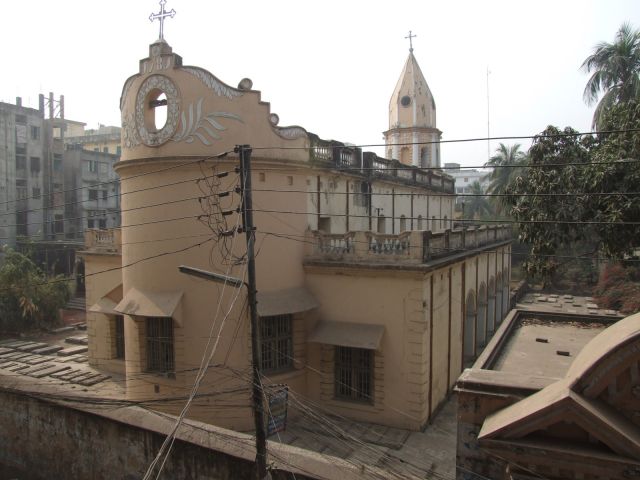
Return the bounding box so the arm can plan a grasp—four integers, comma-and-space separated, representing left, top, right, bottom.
256, 287, 319, 317
308, 321, 384, 350
115, 287, 184, 325
89, 284, 123, 315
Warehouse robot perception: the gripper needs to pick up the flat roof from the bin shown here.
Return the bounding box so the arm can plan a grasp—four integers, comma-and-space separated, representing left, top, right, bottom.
490, 317, 608, 379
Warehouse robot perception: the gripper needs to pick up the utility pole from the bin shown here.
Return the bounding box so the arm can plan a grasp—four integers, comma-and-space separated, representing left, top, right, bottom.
236, 144, 268, 480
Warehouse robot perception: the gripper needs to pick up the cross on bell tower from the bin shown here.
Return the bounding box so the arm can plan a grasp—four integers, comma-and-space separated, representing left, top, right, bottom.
405, 30, 416, 53
149, 0, 176, 41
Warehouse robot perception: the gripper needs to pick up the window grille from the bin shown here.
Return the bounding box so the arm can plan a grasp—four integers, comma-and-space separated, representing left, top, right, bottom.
146, 317, 174, 373
30, 156, 40, 173
16, 155, 26, 171
114, 315, 125, 359
54, 214, 64, 234
260, 314, 292, 372
335, 346, 373, 403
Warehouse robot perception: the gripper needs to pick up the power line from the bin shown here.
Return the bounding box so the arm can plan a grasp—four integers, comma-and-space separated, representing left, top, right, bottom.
5, 169, 237, 218
254, 157, 640, 173
0, 213, 218, 242
251, 127, 640, 151
250, 208, 640, 226
0, 236, 215, 292
143, 170, 248, 480
0, 151, 232, 208
3, 190, 234, 232
251, 187, 640, 198
257, 228, 640, 263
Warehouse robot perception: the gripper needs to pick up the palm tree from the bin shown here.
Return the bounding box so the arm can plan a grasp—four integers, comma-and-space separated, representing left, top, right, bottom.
582, 23, 640, 129
484, 143, 526, 214
463, 181, 492, 221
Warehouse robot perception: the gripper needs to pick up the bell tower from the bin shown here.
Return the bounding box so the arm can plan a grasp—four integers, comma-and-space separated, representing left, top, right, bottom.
384, 32, 442, 168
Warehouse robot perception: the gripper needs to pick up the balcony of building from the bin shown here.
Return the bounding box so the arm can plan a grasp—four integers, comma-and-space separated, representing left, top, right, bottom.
304, 224, 511, 267
309, 135, 455, 194
82, 228, 121, 255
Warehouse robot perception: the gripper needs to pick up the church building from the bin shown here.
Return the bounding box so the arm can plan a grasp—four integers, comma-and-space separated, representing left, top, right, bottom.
81, 32, 511, 433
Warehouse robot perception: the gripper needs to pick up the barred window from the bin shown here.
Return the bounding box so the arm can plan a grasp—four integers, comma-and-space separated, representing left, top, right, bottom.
16, 155, 26, 171
335, 346, 373, 403
54, 214, 64, 234
146, 317, 174, 373
260, 314, 292, 373
30, 156, 40, 173
114, 315, 125, 359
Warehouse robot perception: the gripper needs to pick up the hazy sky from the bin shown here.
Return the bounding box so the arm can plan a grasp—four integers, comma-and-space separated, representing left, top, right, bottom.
1, 0, 638, 166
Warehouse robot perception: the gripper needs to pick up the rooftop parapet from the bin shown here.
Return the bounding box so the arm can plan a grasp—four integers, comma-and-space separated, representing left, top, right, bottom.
305, 224, 511, 265
309, 134, 454, 194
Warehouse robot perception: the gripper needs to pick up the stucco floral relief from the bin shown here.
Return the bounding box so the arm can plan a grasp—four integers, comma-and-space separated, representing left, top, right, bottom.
171, 98, 243, 146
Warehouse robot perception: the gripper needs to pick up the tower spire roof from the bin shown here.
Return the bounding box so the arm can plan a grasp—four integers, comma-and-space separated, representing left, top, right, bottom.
388, 49, 436, 130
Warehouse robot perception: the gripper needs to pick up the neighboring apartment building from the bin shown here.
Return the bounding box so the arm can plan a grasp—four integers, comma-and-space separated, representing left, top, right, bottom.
81, 39, 512, 433
0, 98, 46, 248
64, 123, 122, 156
0, 97, 120, 277
444, 162, 490, 205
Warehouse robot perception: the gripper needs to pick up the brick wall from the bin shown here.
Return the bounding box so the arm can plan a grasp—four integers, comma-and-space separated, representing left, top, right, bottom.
0, 386, 322, 480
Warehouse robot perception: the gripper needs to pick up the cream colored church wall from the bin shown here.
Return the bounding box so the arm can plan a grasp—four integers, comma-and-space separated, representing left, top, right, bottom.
114, 157, 310, 430
449, 262, 464, 387
83, 253, 123, 374
120, 66, 309, 165
304, 259, 484, 430
428, 269, 451, 418
305, 268, 425, 430
303, 171, 451, 235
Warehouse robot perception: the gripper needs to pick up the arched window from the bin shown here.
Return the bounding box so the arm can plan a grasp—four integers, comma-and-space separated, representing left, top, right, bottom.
487, 278, 496, 335
400, 147, 410, 165
476, 283, 487, 351
420, 147, 430, 167
464, 290, 476, 363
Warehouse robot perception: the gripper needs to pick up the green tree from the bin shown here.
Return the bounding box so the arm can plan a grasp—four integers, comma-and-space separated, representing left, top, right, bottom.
582, 22, 640, 129
484, 143, 527, 214
463, 181, 492, 220
0, 248, 70, 332
506, 126, 596, 280
507, 103, 640, 283
585, 99, 640, 257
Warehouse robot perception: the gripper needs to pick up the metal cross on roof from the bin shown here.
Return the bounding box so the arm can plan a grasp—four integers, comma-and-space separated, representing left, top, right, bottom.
405, 30, 417, 53
149, 0, 176, 41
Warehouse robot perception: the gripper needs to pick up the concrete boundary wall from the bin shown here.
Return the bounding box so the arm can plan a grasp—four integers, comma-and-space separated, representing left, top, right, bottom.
0, 381, 376, 480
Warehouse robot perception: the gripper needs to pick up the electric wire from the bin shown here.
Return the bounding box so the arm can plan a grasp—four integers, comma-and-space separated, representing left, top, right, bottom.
0, 151, 233, 208
250, 207, 640, 226
143, 163, 248, 480
250, 127, 640, 151
4, 169, 237, 219
0, 235, 215, 293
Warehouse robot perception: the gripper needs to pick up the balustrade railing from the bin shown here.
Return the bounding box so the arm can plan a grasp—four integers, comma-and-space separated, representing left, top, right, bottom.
316, 232, 355, 255
366, 231, 411, 255
309, 135, 454, 194
307, 225, 510, 264
84, 228, 121, 253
